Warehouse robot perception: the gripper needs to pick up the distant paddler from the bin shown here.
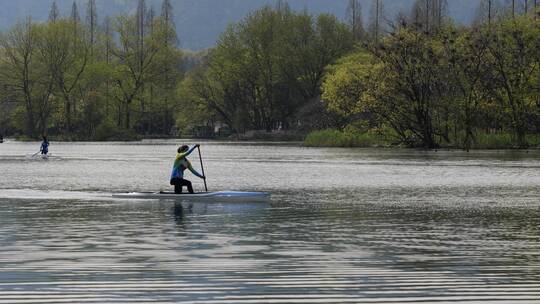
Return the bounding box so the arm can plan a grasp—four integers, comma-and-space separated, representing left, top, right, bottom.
40, 135, 49, 156
170, 144, 206, 194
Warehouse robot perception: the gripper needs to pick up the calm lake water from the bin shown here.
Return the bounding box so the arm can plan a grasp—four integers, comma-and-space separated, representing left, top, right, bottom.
1, 140, 540, 303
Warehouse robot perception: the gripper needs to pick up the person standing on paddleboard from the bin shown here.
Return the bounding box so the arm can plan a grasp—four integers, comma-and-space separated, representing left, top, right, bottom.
170, 144, 205, 194
40, 136, 49, 156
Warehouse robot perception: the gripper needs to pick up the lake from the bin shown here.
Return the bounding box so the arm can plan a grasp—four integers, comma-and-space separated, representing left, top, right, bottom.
1, 140, 540, 303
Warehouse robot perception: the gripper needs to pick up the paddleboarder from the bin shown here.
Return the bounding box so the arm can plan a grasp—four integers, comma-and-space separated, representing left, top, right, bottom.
40, 136, 49, 156
170, 144, 205, 194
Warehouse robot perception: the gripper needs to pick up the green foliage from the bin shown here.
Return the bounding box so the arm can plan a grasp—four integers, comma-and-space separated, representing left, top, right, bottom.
0, 3, 184, 140
471, 132, 514, 149
322, 51, 377, 117
319, 16, 540, 149
459, 132, 540, 149
94, 120, 139, 141
483, 18, 540, 147
1, 2, 539, 149
182, 5, 355, 133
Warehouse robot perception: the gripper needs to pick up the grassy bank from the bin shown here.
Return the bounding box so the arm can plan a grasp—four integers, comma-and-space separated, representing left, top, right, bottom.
304, 128, 392, 148
470, 133, 540, 149
305, 129, 540, 149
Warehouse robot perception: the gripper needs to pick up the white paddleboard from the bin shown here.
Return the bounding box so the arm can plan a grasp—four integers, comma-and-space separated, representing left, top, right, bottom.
112, 191, 270, 202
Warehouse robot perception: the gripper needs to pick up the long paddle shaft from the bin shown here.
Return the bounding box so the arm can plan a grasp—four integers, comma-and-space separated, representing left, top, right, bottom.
197, 145, 208, 192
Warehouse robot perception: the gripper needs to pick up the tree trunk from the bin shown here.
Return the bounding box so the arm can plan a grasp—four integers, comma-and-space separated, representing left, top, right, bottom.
125, 100, 131, 129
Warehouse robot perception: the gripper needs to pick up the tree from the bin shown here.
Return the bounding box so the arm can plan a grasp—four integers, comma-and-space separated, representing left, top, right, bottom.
367, 0, 384, 43
474, 0, 496, 26
0, 21, 37, 136
442, 28, 492, 150
49, 1, 60, 23
71, 1, 80, 23
275, 0, 290, 12
110, 14, 162, 129
410, 0, 448, 34
347, 0, 365, 42
86, 0, 97, 47
432, 0, 448, 30
37, 20, 89, 132
71, 2, 81, 45
366, 28, 446, 148
184, 6, 353, 133
0, 20, 55, 137
161, 0, 178, 47
484, 18, 540, 146
103, 16, 113, 117
322, 51, 377, 121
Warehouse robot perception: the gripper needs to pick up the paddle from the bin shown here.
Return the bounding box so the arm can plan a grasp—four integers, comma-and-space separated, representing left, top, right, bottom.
197, 145, 208, 192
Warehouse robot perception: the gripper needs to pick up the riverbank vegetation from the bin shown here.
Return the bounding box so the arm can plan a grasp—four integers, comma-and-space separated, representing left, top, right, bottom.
0, 0, 539, 149
322, 15, 540, 149
0, 0, 181, 141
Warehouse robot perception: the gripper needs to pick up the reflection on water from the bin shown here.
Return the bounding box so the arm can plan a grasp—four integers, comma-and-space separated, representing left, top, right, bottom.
1, 141, 540, 303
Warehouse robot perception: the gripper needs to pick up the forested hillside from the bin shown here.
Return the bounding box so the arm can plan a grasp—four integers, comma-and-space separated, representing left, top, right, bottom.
1, 0, 481, 50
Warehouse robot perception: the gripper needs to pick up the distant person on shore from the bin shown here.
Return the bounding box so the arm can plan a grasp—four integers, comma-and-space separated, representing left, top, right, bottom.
170, 144, 205, 194
40, 136, 49, 155
0, 134, 3, 143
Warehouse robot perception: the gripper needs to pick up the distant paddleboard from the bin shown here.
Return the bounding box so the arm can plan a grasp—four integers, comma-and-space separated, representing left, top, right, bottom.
112, 191, 270, 202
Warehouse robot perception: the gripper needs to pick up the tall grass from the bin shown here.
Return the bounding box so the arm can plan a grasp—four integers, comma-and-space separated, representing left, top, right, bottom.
304, 128, 390, 147
471, 133, 514, 149
471, 132, 540, 149
305, 128, 540, 149
526, 134, 540, 148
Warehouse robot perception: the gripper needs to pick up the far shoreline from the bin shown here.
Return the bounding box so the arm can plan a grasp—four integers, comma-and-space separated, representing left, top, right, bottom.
3, 135, 539, 151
